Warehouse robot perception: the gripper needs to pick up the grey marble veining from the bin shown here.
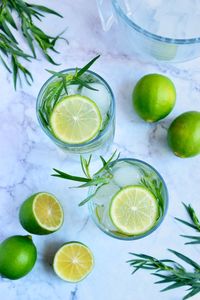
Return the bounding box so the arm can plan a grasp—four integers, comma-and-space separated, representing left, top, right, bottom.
1, 1, 200, 300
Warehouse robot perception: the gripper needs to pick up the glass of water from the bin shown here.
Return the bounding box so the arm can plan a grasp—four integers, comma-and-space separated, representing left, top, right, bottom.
36, 69, 115, 155
88, 158, 168, 240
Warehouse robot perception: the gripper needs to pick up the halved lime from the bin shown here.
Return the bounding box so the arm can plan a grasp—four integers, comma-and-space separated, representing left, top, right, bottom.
53, 242, 94, 282
110, 186, 159, 235
19, 192, 64, 235
50, 95, 102, 144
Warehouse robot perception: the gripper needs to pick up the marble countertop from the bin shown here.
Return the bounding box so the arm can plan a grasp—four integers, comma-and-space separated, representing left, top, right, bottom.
1, 1, 200, 300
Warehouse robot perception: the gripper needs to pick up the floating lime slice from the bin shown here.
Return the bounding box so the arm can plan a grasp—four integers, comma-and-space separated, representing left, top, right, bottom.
110, 186, 159, 235
53, 242, 94, 282
50, 95, 102, 144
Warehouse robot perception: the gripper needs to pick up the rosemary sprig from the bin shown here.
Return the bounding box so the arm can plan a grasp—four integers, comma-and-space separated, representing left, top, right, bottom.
52, 150, 119, 206
0, 32, 33, 87
0, 0, 64, 87
125, 161, 164, 212
39, 55, 100, 127
175, 203, 200, 244
128, 250, 200, 299
140, 175, 164, 212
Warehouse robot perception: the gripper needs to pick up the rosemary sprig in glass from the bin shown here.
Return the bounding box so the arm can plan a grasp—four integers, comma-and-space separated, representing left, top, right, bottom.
140, 170, 164, 213
39, 55, 100, 128
128, 250, 200, 300
126, 161, 165, 213
175, 203, 200, 244
52, 150, 120, 206
0, 0, 64, 87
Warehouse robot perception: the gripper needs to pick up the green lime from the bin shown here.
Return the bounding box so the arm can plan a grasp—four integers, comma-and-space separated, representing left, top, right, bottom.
19, 192, 64, 235
53, 242, 94, 282
168, 111, 200, 158
50, 95, 102, 144
0, 235, 37, 280
110, 185, 159, 235
133, 74, 176, 122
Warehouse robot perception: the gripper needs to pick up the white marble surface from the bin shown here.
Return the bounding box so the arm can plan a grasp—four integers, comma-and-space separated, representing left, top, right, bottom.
1, 1, 200, 300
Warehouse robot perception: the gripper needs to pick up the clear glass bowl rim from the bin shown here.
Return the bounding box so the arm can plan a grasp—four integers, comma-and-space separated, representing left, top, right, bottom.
113, 0, 200, 44
36, 69, 115, 149
88, 157, 169, 241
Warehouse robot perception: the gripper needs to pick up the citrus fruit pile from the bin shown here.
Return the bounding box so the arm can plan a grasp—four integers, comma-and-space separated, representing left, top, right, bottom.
0, 192, 94, 282
132, 74, 200, 158
1, 66, 200, 290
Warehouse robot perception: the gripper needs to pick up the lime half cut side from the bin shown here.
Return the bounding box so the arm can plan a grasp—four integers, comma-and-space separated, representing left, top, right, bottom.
50, 95, 102, 144
53, 242, 94, 282
110, 186, 159, 236
19, 192, 64, 235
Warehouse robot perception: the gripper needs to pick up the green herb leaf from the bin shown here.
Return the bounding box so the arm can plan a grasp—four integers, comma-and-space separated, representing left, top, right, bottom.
80, 155, 92, 179
52, 168, 90, 183
95, 150, 120, 175
175, 217, 197, 230
168, 249, 200, 270
77, 55, 100, 77
128, 250, 200, 300
40, 55, 100, 127
181, 235, 200, 245
176, 203, 200, 244
52, 151, 119, 206
0, 0, 64, 87
28, 4, 63, 18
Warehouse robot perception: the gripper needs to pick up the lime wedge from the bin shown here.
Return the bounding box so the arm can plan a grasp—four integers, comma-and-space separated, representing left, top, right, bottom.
50, 95, 102, 144
53, 242, 94, 282
19, 192, 64, 235
110, 186, 159, 235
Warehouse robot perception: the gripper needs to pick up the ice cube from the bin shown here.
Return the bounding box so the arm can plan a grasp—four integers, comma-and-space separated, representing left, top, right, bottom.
67, 84, 79, 95
94, 181, 119, 205
102, 209, 118, 231
81, 83, 111, 121
112, 162, 141, 187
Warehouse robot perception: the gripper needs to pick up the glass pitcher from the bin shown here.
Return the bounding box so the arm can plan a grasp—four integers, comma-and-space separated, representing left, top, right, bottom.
96, 0, 200, 63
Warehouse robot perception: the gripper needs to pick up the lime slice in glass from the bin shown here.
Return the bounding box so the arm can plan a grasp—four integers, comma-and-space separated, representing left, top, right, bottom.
50, 95, 102, 144
110, 186, 159, 235
53, 242, 94, 282
19, 192, 64, 235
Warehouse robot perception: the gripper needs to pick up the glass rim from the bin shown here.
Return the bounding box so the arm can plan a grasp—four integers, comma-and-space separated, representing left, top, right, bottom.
88, 157, 169, 241
36, 69, 115, 149
112, 0, 200, 45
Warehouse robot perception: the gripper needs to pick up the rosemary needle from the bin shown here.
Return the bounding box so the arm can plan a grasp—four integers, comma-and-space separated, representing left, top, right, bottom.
0, 0, 64, 88
52, 150, 119, 206
39, 55, 100, 127
176, 203, 200, 244
128, 249, 200, 300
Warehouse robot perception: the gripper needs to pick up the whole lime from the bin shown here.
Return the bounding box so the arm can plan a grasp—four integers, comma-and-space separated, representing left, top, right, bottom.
133, 74, 176, 122
0, 235, 37, 279
168, 111, 200, 158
